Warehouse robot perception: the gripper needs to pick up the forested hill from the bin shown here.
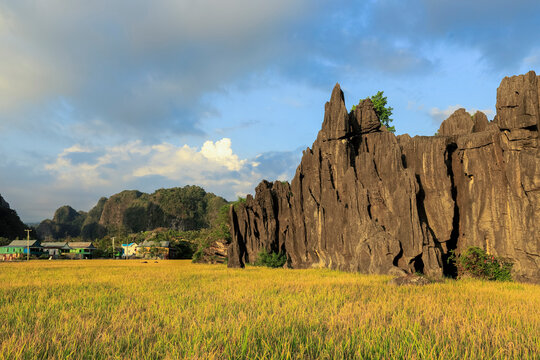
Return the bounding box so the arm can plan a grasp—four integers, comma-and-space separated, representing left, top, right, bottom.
36, 185, 229, 240
0, 193, 27, 242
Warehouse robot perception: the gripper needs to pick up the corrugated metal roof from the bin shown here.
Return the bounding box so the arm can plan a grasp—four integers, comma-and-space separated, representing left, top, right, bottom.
41, 242, 70, 249
67, 242, 96, 249
140, 240, 170, 247
121, 243, 138, 247
7, 240, 40, 247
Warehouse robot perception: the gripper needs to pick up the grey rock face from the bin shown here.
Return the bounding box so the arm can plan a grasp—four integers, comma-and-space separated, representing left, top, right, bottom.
229, 72, 540, 283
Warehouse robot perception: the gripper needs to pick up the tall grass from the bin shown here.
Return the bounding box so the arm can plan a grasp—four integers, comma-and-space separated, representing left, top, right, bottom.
0, 260, 538, 359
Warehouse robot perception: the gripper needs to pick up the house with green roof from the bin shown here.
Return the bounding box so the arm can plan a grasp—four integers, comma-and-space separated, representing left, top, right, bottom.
67, 242, 96, 259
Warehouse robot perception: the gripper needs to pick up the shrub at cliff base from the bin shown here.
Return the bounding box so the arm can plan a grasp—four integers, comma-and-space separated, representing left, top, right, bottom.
451, 246, 513, 281
254, 250, 287, 268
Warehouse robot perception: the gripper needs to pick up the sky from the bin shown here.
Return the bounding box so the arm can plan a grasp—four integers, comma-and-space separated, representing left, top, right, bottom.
1, 0, 539, 223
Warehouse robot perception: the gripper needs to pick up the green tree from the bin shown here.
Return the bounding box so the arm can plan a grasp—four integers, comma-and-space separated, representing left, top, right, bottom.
352, 91, 395, 133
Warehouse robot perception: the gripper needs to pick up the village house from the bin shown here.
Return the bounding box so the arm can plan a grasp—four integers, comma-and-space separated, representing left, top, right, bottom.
121, 242, 138, 258
41, 242, 71, 258
0, 240, 42, 261
67, 242, 96, 259
136, 240, 170, 259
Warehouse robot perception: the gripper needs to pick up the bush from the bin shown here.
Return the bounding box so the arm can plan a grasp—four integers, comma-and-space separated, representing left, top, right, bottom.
450, 246, 513, 281
192, 248, 204, 262
172, 239, 195, 259
352, 91, 395, 133
254, 250, 287, 268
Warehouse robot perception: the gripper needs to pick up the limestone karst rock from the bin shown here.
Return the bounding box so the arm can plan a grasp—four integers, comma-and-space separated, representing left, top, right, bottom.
36, 205, 87, 240
229, 72, 540, 283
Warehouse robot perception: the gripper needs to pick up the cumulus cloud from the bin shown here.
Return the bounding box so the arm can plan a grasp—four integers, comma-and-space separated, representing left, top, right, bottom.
200, 139, 246, 171
429, 105, 495, 125
45, 138, 251, 190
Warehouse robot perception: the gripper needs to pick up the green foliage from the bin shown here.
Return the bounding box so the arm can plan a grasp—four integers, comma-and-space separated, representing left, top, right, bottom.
80, 222, 107, 240
91, 235, 124, 258
352, 91, 395, 133
205, 194, 229, 229
449, 246, 513, 281
212, 204, 232, 243
254, 250, 287, 268
233, 197, 246, 211
191, 204, 232, 263
370, 91, 395, 133
191, 247, 205, 262
152, 186, 210, 230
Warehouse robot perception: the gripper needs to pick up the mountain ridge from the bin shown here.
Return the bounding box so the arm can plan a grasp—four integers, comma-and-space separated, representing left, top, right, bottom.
36, 185, 228, 240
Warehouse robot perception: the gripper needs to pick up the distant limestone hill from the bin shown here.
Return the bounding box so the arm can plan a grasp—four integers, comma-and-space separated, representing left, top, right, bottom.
37, 206, 87, 240
0, 193, 27, 239
37, 186, 228, 240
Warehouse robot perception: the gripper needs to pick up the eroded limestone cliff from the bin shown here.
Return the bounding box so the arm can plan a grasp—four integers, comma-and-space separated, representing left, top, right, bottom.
229, 72, 540, 283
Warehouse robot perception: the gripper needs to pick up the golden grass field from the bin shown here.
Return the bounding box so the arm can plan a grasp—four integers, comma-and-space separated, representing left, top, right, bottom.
0, 260, 538, 359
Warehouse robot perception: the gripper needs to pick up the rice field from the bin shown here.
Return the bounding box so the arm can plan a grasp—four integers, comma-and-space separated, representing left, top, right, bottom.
0, 260, 538, 359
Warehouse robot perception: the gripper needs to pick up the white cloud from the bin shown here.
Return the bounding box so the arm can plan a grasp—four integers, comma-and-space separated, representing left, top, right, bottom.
45, 138, 260, 197
429, 105, 495, 125
200, 138, 245, 171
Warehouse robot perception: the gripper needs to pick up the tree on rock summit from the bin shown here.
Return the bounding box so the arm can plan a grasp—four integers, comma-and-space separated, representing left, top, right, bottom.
352, 91, 395, 133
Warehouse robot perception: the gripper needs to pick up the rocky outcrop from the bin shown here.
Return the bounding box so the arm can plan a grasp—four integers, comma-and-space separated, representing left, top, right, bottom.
193, 239, 228, 264
437, 108, 474, 136
0, 193, 26, 239
36, 205, 87, 240
229, 71, 540, 283
80, 197, 108, 240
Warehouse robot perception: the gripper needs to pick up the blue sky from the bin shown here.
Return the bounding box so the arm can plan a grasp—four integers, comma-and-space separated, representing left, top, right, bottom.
1, 0, 539, 223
